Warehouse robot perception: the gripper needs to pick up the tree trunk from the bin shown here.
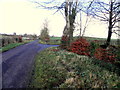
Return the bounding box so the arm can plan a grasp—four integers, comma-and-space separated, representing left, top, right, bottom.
68, 2, 77, 45
105, 0, 113, 48
79, 11, 82, 37
106, 27, 112, 47
61, 0, 70, 48
61, 0, 77, 47
69, 24, 74, 44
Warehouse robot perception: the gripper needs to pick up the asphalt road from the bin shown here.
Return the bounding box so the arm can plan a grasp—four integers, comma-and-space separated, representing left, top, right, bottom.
1, 40, 59, 88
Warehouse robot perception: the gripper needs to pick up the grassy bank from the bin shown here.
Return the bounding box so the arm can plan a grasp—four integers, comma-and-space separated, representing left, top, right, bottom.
29, 47, 120, 88
0, 40, 34, 52
39, 40, 61, 45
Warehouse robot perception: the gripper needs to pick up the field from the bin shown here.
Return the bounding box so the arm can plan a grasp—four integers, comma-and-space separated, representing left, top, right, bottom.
84, 36, 119, 46
50, 37, 61, 40
40, 36, 119, 46
39, 37, 61, 45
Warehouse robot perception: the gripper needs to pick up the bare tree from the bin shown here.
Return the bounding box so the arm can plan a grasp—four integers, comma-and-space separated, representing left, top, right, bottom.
81, 0, 95, 37
63, 0, 95, 45
40, 19, 50, 41
31, 0, 95, 46
74, 12, 92, 37
87, 0, 120, 48
63, 0, 78, 46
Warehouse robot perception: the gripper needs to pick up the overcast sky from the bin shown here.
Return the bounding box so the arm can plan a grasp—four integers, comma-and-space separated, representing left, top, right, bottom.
0, 0, 118, 39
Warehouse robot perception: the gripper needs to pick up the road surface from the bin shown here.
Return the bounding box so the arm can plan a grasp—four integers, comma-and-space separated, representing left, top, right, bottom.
1, 40, 59, 88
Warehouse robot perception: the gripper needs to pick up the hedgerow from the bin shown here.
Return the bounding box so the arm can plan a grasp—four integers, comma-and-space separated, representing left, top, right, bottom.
1, 36, 22, 47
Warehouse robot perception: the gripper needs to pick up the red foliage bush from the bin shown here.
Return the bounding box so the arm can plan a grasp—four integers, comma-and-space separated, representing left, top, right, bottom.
60, 35, 69, 49
18, 36, 22, 42
70, 38, 90, 56
60, 36, 117, 64
45, 37, 50, 42
61, 35, 69, 41
94, 48, 117, 63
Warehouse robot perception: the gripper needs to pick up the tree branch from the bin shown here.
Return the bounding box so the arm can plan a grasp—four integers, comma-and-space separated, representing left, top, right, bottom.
112, 30, 120, 36
34, 1, 65, 10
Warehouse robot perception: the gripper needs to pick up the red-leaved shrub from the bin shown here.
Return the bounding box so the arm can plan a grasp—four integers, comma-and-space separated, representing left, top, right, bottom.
60, 35, 69, 49
94, 48, 117, 63
45, 37, 50, 42
61, 35, 69, 41
70, 38, 90, 56
18, 36, 22, 42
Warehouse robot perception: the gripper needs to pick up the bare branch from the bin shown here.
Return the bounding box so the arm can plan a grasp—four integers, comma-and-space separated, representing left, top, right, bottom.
113, 26, 120, 28
87, 0, 95, 10
91, 12, 108, 21
97, 1, 110, 12
112, 30, 120, 36
113, 2, 120, 10
34, 1, 65, 10
112, 11, 120, 20
82, 15, 92, 37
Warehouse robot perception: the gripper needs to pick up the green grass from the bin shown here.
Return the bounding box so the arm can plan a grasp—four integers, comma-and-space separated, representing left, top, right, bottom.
39, 37, 61, 45
48, 40, 61, 45
50, 37, 61, 40
29, 47, 120, 88
0, 40, 34, 52
39, 38, 61, 45
0, 43, 23, 52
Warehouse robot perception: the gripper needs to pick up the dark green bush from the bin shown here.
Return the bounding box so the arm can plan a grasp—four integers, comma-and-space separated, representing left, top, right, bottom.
89, 40, 100, 56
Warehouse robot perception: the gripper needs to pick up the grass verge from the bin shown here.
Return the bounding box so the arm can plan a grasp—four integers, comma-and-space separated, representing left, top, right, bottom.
29, 47, 120, 88
0, 40, 34, 52
39, 40, 61, 45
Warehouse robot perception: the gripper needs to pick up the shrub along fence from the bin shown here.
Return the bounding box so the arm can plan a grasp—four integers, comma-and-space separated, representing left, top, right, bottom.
0, 35, 22, 47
